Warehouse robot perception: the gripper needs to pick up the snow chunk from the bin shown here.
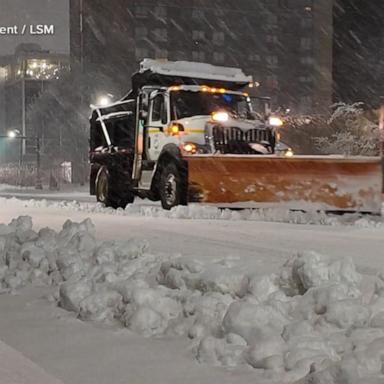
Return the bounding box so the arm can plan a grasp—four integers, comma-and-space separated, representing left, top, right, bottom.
280, 252, 361, 295
325, 299, 371, 329
59, 279, 93, 312
222, 300, 289, 344
124, 306, 166, 336
79, 290, 123, 322
248, 274, 280, 302
246, 334, 286, 369
196, 336, 247, 367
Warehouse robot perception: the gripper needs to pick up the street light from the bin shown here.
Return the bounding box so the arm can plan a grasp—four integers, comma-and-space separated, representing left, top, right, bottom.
96, 93, 114, 107
8, 130, 17, 139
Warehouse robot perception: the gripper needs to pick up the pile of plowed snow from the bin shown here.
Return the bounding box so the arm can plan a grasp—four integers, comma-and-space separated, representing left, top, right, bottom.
1, 196, 383, 227
1, 216, 384, 384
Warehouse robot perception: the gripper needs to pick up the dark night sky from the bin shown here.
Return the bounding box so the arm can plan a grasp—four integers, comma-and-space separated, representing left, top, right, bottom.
334, 0, 384, 104
0, 0, 69, 55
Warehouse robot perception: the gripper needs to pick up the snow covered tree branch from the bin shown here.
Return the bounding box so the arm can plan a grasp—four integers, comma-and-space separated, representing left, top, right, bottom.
315, 102, 379, 156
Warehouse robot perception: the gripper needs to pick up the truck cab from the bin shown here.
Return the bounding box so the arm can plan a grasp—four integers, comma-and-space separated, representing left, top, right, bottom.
144, 85, 272, 159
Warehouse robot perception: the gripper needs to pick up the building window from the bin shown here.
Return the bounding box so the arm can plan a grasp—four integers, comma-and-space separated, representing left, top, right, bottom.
135, 6, 149, 18
249, 53, 261, 62
135, 47, 149, 60
135, 27, 148, 39
25, 59, 63, 80
213, 52, 225, 63
213, 31, 225, 46
155, 49, 168, 59
216, 8, 226, 17
300, 37, 312, 50
0, 67, 8, 81
266, 55, 278, 67
192, 9, 204, 19
299, 75, 313, 83
266, 75, 279, 90
301, 18, 312, 28
192, 51, 206, 62
304, 6, 312, 14
153, 28, 167, 42
300, 95, 312, 111
266, 35, 278, 44
192, 30, 205, 41
300, 56, 314, 65
267, 13, 278, 25
154, 6, 167, 18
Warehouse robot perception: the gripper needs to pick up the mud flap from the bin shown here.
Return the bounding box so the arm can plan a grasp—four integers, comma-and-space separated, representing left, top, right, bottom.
186, 155, 383, 214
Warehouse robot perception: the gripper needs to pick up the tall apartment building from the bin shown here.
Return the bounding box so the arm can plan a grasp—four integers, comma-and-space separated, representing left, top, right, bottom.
70, 0, 333, 113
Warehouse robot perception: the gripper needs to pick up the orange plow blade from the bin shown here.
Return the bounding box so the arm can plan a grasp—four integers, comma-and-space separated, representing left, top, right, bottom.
186, 155, 383, 214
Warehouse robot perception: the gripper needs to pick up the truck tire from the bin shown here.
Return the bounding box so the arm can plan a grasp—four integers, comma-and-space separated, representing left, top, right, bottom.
159, 162, 187, 210
96, 167, 134, 209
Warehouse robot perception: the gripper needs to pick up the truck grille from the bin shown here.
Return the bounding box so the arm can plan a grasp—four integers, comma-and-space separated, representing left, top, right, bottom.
212, 126, 270, 154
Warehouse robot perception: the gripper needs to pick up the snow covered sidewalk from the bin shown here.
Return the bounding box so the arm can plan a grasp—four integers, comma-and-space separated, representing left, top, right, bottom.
0, 339, 64, 384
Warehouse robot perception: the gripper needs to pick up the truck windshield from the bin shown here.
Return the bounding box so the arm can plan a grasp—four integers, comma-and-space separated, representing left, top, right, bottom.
170, 91, 252, 120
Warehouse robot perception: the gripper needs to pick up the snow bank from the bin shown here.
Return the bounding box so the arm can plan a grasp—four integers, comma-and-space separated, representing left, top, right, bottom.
1, 216, 384, 383
1, 197, 383, 227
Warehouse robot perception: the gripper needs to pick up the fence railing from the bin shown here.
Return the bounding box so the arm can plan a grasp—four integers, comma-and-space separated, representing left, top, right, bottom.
0, 163, 73, 188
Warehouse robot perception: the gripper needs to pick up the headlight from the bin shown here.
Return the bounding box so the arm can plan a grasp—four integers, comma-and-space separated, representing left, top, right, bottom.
269, 116, 283, 127
180, 142, 210, 155
211, 111, 229, 122
285, 149, 294, 157
183, 143, 197, 154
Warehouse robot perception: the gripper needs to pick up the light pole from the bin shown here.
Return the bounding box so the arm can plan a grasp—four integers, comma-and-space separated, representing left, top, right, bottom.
35, 135, 42, 189
21, 75, 26, 156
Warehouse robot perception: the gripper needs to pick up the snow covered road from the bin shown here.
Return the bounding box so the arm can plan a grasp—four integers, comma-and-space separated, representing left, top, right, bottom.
0, 288, 258, 384
0, 196, 383, 276
0, 335, 64, 384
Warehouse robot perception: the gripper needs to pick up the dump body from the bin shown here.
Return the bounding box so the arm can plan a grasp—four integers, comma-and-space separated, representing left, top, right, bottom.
187, 155, 383, 214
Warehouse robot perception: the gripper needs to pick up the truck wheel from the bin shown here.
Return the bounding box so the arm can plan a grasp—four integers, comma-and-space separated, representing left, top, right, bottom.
96, 167, 134, 209
159, 162, 187, 210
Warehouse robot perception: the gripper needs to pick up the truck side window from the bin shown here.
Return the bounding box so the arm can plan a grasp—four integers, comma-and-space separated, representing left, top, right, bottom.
151, 95, 163, 122
161, 100, 168, 124
151, 94, 168, 124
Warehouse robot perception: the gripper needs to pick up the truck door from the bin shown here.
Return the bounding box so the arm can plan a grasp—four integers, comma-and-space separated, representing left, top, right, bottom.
146, 91, 169, 161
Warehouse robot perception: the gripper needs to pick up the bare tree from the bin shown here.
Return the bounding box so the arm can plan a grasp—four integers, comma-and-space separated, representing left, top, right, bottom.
28, 65, 125, 184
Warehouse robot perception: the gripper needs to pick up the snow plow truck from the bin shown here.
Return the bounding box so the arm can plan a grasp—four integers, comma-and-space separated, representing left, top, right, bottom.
89, 59, 383, 214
